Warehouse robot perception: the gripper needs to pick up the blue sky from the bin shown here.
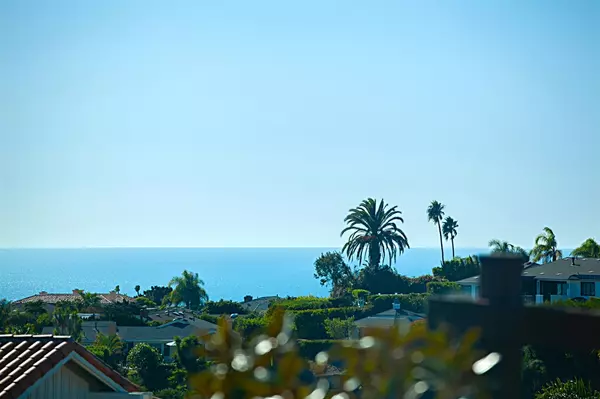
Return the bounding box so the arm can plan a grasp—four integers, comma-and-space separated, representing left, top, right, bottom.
1, 1, 598, 248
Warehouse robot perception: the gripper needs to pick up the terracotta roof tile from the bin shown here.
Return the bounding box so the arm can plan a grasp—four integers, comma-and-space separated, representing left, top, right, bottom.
14, 292, 132, 305
0, 335, 139, 398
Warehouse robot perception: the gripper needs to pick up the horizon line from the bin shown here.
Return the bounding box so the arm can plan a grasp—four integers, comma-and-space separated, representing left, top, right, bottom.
0, 245, 496, 250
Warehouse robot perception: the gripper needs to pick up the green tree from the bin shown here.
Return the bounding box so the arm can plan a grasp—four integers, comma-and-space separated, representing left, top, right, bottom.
0, 299, 11, 332
531, 227, 563, 264
442, 216, 459, 259
427, 200, 446, 263
572, 238, 600, 259
432, 256, 480, 282
341, 198, 409, 269
143, 286, 173, 305
169, 270, 208, 310
135, 285, 141, 297
78, 292, 101, 311
53, 309, 82, 341
324, 317, 355, 339
127, 343, 167, 390
23, 300, 47, 316
313, 251, 354, 298
89, 333, 124, 369
488, 239, 529, 258
114, 285, 120, 294
173, 336, 207, 374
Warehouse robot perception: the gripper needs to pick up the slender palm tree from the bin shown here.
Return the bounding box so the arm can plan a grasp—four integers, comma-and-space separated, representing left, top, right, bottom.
78, 292, 101, 311
488, 239, 529, 258
571, 238, 600, 259
134, 285, 141, 297
427, 201, 446, 263
442, 216, 459, 258
341, 198, 409, 269
169, 270, 209, 309
531, 227, 563, 264
94, 332, 123, 354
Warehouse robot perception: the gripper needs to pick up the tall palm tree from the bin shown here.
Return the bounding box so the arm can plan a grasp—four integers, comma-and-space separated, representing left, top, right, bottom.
571, 238, 600, 258
169, 270, 209, 309
442, 216, 459, 258
427, 201, 446, 263
488, 239, 529, 258
341, 198, 409, 269
134, 285, 141, 297
531, 227, 563, 264
78, 292, 101, 311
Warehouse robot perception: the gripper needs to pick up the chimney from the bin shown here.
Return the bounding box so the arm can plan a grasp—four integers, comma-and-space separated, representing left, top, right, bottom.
73, 289, 83, 295
571, 257, 576, 266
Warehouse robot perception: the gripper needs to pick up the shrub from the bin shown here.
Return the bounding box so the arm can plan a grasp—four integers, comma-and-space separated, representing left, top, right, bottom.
352, 289, 370, 299
204, 300, 247, 315
233, 316, 268, 339
535, 378, 600, 399
293, 307, 372, 339
324, 317, 354, 339
135, 297, 157, 308
296, 339, 343, 360
198, 314, 219, 324
426, 281, 462, 295
368, 294, 429, 314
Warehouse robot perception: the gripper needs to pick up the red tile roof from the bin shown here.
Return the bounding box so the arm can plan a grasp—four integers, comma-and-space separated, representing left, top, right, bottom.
14, 292, 132, 305
0, 334, 139, 399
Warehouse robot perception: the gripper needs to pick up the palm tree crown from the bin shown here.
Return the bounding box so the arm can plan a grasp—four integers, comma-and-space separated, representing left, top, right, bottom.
169, 270, 209, 309
341, 198, 409, 269
571, 238, 600, 259
531, 227, 562, 263
427, 201, 446, 263
442, 216, 459, 258
488, 239, 529, 258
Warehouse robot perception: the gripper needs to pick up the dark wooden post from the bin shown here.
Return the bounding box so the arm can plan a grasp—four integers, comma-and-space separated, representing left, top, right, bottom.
478, 254, 527, 399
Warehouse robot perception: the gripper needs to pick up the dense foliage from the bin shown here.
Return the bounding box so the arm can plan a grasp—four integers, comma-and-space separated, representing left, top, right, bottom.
169, 270, 209, 309
341, 198, 409, 268
313, 251, 354, 297
204, 299, 248, 315
535, 379, 600, 399
432, 256, 480, 282
426, 281, 462, 295
323, 316, 355, 339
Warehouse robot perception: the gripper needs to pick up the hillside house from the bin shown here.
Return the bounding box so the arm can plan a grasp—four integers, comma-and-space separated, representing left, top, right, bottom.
457, 257, 600, 303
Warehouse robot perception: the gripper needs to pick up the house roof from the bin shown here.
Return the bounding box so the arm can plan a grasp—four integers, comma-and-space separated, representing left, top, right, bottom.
0, 334, 139, 399
240, 296, 279, 313
42, 319, 218, 344
457, 258, 600, 284
354, 308, 425, 328
14, 291, 132, 305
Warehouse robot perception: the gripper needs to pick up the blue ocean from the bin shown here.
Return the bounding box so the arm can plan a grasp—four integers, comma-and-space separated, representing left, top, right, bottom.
0, 247, 489, 301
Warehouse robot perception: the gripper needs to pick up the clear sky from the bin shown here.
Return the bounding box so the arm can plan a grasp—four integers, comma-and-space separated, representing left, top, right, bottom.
1, 1, 598, 249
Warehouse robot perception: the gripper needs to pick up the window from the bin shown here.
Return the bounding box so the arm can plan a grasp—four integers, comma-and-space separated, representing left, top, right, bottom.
581, 282, 596, 296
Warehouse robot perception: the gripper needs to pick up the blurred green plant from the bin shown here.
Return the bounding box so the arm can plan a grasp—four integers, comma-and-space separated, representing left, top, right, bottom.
535, 378, 600, 399
188, 309, 495, 399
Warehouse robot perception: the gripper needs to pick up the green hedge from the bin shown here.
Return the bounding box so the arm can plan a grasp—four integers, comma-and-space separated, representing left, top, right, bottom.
293, 306, 373, 339
204, 300, 248, 315
266, 296, 353, 316
368, 293, 429, 314
426, 281, 461, 295
297, 339, 344, 360
233, 316, 268, 339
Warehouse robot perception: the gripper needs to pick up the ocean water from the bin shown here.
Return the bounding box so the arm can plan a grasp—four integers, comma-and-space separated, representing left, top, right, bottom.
0, 247, 488, 301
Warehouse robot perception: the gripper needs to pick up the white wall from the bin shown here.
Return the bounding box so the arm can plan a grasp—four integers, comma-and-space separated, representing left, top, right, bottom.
23, 362, 90, 399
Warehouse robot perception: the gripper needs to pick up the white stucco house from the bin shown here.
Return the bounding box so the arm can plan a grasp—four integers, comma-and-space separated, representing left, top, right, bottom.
457, 257, 600, 304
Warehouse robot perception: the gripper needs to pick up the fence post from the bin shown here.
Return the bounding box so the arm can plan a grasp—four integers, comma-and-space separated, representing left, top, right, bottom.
479, 254, 527, 399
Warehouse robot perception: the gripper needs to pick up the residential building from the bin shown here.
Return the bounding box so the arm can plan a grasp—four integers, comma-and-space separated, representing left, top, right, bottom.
352, 308, 425, 338
457, 257, 600, 303
239, 296, 279, 314
42, 318, 219, 361
13, 290, 132, 313
0, 334, 151, 399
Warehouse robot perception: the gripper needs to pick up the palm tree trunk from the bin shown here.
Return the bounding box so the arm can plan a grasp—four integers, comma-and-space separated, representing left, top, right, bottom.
437, 222, 445, 263
451, 236, 455, 259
